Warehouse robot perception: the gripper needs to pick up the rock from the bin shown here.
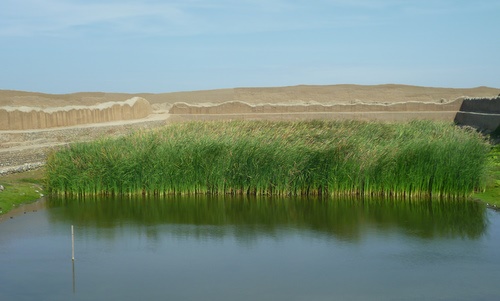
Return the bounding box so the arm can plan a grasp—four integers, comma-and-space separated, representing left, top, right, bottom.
0, 162, 45, 176
0, 185, 4, 191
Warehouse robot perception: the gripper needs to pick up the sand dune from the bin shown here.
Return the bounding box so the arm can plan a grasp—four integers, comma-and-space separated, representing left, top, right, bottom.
1, 84, 499, 107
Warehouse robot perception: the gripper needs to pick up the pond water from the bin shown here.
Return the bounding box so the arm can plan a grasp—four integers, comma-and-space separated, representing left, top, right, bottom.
1, 196, 499, 301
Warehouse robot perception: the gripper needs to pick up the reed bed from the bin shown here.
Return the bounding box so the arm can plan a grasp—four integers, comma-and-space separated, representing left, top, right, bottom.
45, 120, 490, 198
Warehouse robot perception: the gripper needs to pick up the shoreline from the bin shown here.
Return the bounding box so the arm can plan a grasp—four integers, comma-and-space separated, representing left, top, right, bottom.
0, 196, 46, 223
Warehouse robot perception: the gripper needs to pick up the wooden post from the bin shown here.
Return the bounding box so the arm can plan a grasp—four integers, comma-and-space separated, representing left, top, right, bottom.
71, 225, 75, 261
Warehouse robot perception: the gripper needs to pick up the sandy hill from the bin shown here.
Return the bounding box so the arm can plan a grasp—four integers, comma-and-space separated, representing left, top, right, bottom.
1, 84, 499, 108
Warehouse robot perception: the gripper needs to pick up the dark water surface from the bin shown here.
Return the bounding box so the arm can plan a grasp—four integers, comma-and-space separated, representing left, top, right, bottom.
1, 196, 499, 301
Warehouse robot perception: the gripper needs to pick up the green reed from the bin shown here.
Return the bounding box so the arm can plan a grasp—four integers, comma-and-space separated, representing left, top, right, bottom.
45, 120, 490, 198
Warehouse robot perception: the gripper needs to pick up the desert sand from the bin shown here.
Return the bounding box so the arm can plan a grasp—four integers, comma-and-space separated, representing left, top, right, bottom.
1, 84, 499, 173
1, 84, 499, 107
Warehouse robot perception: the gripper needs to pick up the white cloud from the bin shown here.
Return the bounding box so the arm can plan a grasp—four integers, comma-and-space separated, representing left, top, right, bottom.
0, 0, 372, 37
2, 0, 497, 38
0, 0, 200, 37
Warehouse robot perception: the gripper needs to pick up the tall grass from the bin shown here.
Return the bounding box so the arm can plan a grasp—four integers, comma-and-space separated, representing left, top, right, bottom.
45, 120, 490, 198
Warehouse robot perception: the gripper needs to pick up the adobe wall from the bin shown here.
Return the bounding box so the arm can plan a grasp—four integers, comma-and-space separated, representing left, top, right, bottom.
169, 99, 464, 122
453, 96, 500, 134
458, 97, 500, 114
0, 97, 152, 130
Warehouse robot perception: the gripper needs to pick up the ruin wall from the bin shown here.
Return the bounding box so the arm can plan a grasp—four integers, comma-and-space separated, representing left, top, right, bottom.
169, 99, 464, 122
0, 97, 152, 130
454, 96, 500, 134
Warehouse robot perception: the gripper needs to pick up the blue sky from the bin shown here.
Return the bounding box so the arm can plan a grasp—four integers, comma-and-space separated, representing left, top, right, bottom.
1, 0, 499, 93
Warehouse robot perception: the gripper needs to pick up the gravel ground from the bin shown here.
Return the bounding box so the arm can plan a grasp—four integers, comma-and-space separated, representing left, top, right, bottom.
0, 115, 169, 175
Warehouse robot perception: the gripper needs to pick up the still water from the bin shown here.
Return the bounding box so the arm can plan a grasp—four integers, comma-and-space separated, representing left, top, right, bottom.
1, 196, 499, 301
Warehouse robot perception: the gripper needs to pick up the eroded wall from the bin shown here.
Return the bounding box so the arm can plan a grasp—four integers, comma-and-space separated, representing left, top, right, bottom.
0, 97, 152, 130
169, 99, 464, 122
454, 97, 500, 133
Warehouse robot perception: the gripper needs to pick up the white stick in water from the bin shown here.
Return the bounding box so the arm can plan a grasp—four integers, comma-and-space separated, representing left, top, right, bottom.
71, 225, 75, 261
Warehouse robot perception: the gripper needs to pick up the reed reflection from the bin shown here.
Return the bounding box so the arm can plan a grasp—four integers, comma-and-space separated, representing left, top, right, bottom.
47, 195, 488, 242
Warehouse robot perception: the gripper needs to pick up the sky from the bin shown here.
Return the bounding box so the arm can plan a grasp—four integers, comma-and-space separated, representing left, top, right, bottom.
1, 0, 499, 94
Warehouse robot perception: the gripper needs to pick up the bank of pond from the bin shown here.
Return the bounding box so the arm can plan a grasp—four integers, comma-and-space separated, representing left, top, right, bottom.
46, 120, 491, 198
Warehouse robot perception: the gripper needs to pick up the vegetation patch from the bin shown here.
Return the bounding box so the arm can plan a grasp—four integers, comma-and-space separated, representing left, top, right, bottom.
46, 120, 490, 198
473, 144, 500, 206
0, 168, 45, 215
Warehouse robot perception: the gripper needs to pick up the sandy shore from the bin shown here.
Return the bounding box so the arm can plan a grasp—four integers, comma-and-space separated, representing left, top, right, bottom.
1, 84, 499, 171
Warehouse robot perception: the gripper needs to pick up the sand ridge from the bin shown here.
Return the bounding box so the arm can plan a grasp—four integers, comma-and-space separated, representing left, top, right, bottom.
1, 84, 499, 107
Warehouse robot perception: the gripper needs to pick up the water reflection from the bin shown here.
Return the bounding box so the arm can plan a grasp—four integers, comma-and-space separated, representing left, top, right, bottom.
47, 195, 488, 242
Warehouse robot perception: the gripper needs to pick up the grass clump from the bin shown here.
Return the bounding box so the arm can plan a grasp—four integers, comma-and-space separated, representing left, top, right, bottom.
45, 120, 490, 198
473, 144, 500, 206
0, 168, 45, 215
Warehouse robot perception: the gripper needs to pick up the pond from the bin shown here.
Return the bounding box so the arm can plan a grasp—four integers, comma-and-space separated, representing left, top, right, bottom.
1, 196, 499, 301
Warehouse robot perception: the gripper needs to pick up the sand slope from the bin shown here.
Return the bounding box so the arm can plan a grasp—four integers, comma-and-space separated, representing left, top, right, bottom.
1, 84, 499, 107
